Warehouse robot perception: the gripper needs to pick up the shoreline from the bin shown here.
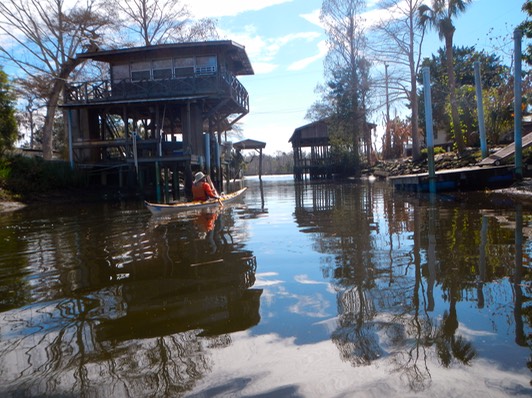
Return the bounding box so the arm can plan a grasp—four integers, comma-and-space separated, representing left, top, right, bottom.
2, 177, 532, 213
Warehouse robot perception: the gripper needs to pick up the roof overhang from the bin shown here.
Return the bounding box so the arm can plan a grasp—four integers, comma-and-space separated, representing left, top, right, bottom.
76, 40, 254, 76
233, 139, 266, 150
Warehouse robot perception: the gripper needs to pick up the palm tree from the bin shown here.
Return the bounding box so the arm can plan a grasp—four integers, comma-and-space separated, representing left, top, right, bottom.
419, 0, 472, 155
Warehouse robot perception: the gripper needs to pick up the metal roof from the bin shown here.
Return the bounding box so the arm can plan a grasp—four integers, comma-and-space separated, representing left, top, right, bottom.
233, 139, 266, 150
77, 40, 254, 76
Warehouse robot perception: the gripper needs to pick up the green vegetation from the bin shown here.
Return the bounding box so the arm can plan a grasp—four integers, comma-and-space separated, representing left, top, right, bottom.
520, 0, 532, 66
419, 0, 474, 155
0, 155, 84, 201
420, 146, 447, 159
0, 67, 18, 155
418, 46, 515, 147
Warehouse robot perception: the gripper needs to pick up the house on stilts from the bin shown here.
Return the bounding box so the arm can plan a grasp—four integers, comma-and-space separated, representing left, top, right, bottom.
63, 40, 254, 202
289, 119, 376, 180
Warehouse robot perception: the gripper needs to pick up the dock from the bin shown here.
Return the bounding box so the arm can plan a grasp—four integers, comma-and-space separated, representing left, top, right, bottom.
388, 165, 514, 192
479, 132, 532, 166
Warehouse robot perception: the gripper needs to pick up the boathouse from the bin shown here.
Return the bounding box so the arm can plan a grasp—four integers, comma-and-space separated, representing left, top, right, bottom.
289, 119, 376, 180
233, 139, 266, 180
63, 40, 253, 201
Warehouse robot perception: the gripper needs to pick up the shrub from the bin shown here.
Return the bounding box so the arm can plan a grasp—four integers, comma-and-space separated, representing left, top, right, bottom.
420, 146, 447, 160
0, 155, 85, 197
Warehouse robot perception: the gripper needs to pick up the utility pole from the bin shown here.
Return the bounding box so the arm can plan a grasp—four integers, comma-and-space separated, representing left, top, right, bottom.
384, 63, 391, 159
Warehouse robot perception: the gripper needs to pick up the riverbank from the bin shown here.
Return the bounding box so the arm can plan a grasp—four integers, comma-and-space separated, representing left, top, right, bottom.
2, 150, 532, 213
0, 186, 139, 213
3, 177, 532, 214
369, 150, 532, 201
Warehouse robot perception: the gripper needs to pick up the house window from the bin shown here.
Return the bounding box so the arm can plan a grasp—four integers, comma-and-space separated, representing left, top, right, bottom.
131, 61, 151, 81
174, 57, 195, 78
195, 56, 217, 74
153, 59, 172, 80
112, 64, 130, 82
126, 55, 218, 81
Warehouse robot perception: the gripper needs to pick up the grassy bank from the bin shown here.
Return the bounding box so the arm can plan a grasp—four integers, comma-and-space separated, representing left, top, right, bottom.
0, 155, 85, 202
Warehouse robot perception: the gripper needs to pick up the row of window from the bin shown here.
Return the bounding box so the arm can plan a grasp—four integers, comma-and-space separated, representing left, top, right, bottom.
112, 56, 218, 82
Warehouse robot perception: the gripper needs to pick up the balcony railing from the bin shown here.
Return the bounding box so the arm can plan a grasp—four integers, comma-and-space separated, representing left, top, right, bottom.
65, 70, 249, 111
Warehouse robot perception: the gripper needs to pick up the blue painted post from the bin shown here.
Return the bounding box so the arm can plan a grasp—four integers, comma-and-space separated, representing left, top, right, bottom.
514, 29, 523, 179
474, 61, 488, 159
214, 140, 220, 169
204, 133, 211, 174
422, 67, 436, 194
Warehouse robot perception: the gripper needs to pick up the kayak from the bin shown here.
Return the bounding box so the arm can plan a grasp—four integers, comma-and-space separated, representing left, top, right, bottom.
145, 187, 247, 215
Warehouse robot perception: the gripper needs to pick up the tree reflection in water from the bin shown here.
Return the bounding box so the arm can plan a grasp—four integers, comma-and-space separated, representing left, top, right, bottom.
0, 206, 261, 397
294, 181, 528, 392
1, 179, 530, 396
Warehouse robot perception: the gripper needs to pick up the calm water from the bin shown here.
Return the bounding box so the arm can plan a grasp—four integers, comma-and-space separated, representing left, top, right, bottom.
0, 175, 531, 397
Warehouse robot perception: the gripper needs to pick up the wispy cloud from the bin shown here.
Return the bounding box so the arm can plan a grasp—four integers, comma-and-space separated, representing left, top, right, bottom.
288, 40, 327, 71
300, 9, 322, 28
221, 24, 323, 74
188, 0, 294, 19
288, 293, 331, 318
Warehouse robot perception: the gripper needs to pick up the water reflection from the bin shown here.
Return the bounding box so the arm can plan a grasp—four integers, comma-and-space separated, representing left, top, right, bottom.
0, 204, 261, 397
292, 180, 531, 392
1, 177, 531, 397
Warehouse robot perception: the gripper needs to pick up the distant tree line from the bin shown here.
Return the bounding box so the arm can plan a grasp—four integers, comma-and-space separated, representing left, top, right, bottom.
242, 151, 294, 176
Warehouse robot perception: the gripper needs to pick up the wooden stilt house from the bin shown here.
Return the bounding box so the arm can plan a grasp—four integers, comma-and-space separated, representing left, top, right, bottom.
233, 139, 266, 180
289, 119, 376, 180
289, 120, 332, 181
63, 40, 254, 202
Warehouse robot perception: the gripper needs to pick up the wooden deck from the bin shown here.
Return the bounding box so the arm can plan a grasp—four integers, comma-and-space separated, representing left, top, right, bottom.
388, 165, 515, 192
478, 132, 532, 166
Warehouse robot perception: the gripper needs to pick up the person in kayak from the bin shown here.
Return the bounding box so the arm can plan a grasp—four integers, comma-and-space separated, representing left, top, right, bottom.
192, 171, 220, 201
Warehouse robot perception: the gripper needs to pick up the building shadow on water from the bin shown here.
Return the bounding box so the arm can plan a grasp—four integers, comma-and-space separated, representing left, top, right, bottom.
97, 208, 263, 341
0, 205, 263, 397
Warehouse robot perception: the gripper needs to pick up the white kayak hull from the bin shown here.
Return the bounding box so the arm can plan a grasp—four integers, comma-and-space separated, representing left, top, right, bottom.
145, 187, 247, 215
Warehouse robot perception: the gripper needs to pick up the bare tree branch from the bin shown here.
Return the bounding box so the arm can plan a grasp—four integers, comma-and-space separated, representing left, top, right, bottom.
368, 0, 426, 159
116, 0, 218, 46
0, 0, 114, 159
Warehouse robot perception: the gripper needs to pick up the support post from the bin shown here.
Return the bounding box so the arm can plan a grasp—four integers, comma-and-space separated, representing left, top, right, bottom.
132, 131, 139, 182
422, 67, 436, 194
204, 133, 211, 175
514, 29, 523, 179
155, 161, 161, 203
67, 109, 74, 169
164, 167, 169, 203
173, 164, 179, 200
474, 61, 488, 159
259, 148, 263, 180
214, 138, 221, 191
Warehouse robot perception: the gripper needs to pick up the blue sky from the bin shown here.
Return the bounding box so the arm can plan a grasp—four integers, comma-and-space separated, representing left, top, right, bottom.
192, 0, 525, 154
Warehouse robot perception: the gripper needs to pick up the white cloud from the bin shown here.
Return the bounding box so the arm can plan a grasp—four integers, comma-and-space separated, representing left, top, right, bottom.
188, 0, 295, 19
294, 274, 327, 285
288, 39, 327, 71
300, 9, 322, 28
220, 25, 322, 75
189, 331, 532, 398
288, 293, 331, 317
251, 62, 280, 74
